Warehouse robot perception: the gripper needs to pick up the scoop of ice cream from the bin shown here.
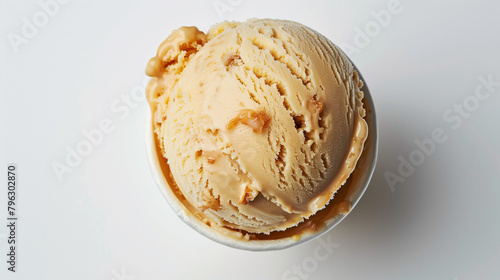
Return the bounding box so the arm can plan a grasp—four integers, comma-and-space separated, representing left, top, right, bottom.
146, 19, 368, 234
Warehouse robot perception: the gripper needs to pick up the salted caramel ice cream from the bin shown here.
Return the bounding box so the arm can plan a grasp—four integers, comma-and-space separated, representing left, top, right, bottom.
145, 19, 368, 234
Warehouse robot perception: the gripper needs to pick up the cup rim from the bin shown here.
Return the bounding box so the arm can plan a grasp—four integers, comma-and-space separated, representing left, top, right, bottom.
144, 67, 378, 251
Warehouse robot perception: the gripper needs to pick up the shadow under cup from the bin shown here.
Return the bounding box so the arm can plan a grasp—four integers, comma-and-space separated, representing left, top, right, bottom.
145, 69, 378, 251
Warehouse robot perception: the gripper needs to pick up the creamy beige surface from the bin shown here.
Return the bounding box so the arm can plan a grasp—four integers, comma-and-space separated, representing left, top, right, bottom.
146, 19, 368, 234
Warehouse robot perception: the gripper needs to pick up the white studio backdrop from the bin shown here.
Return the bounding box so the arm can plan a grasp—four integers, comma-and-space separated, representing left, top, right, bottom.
1, 0, 500, 279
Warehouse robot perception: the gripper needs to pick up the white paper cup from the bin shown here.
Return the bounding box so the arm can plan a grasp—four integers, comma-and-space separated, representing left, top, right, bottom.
145, 67, 378, 251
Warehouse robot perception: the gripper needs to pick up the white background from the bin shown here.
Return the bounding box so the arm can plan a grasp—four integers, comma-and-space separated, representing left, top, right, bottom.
1, 0, 500, 279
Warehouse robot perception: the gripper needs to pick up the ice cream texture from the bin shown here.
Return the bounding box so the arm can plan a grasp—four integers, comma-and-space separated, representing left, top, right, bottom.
146, 19, 368, 234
